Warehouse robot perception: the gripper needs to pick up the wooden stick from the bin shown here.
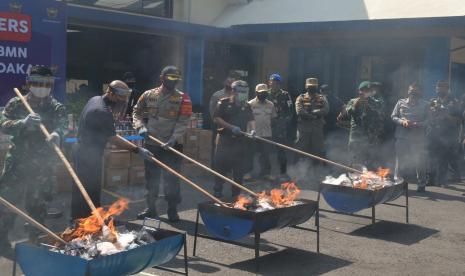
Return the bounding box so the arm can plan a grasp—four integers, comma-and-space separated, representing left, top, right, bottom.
148, 135, 259, 197
242, 132, 363, 174
0, 196, 67, 244
114, 135, 228, 207
13, 88, 104, 224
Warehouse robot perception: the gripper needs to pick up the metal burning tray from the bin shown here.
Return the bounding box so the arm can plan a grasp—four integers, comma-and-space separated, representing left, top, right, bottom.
193, 199, 319, 271
13, 222, 188, 276
320, 177, 408, 224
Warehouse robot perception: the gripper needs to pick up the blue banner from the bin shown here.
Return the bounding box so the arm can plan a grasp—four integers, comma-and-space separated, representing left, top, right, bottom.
0, 0, 67, 105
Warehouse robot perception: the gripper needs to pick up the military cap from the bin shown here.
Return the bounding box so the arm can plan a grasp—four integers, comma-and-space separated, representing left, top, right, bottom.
161, 65, 182, 81
305, 78, 318, 88
255, 83, 269, 93
358, 81, 371, 90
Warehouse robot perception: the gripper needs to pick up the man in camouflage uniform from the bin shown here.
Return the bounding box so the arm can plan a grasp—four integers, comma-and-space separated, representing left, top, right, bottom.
0, 66, 67, 254
338, 81, 384, 169
269, 73, 294, 179
426, 80, 462, 187
133, 66, 192, 222
295, 78, 329, 165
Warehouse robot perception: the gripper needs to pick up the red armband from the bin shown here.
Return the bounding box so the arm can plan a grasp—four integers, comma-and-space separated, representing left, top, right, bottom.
180, 93, 193, 116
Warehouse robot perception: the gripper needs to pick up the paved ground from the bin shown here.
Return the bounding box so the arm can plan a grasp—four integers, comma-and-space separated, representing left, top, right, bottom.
1, 173, 465, 276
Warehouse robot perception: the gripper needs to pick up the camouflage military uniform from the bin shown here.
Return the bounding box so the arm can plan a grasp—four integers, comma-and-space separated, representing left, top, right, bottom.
270, 88, 294, 174
343, 96, 384, 169
426, 96, 461, 186
0, 94, 67, 240
133, 86, 192, 211
295, 92, 329, 164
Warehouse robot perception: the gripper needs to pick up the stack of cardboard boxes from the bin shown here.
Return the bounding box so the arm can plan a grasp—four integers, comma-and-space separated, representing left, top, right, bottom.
104, 149, 146, 187
181, 129, 213, 177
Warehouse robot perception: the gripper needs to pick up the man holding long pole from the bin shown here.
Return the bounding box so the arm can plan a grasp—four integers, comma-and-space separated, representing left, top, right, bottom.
133, 66, 193, 222
71, 80, 154, 220
213, 80, 256, 198
0, 66, 67, 254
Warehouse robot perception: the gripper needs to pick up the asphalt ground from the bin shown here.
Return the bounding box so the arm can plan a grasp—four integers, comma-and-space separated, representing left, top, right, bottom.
1, 173, 465, 276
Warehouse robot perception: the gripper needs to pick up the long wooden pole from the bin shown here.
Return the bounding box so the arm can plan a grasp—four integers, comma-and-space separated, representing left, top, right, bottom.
115, 135, 228, 207
148, 135, 259, 197
0, 196, 67, 244
13, 88, 103, 224
242, 132, 363, 174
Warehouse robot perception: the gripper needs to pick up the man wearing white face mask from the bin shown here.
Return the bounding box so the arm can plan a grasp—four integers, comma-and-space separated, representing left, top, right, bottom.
0, 66, 68, 254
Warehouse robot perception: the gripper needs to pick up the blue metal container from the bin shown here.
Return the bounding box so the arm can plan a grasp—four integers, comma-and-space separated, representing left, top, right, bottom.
198, 199, 318, 241
321, 178, 405, 214
14, 225, 185, 276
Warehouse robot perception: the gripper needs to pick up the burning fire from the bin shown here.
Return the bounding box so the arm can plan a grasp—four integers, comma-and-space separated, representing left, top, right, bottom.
234, 195, 253, 210
62, 199, 129, 242
355, 167, 391, 189
233, 182, 301, 211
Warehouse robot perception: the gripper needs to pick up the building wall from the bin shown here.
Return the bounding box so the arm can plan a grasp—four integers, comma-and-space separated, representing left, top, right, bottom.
261, 44, 290, 88
173, 0, 234, 24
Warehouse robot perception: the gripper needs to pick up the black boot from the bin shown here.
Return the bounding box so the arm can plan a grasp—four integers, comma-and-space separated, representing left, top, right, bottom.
167, 202, 179, 223
137, 207, 158, 220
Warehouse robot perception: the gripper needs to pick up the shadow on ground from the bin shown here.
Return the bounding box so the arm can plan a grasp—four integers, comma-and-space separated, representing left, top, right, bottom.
230, 248, 352, 275
349, 220, 439, 245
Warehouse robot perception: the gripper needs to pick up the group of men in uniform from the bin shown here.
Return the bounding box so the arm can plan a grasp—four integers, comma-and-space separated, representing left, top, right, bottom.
0, 63, 463, 256
0, 65, 192, 256
210, 72, 464, 196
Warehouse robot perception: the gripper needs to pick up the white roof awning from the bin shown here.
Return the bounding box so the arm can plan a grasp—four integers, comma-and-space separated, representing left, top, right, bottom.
213, 0, 465, 27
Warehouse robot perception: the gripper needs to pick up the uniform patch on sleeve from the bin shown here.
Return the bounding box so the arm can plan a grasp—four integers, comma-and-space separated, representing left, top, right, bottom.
180, 93, 193, 116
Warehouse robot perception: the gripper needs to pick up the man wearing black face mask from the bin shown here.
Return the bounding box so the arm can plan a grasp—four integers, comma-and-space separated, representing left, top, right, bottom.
248, 84, 277, 180
71, 80, 154, 220
392, 83, 429, 192
295, 78, 329, 166
426, 80, 461, 187
133, 66, 192, 222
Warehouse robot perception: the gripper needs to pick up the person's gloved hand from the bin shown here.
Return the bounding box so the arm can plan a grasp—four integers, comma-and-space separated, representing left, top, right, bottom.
137, 147, 154, 161
231, 126, 241, 135
249, 129, 256, 138
161, 137, 176, 150
46, 131, 60, 147
21, 113, 41, 130
138, 126, 148, 139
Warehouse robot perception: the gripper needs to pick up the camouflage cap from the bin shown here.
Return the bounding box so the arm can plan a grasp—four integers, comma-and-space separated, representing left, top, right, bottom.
305, 78, 318, 88
358, 81, 371, 90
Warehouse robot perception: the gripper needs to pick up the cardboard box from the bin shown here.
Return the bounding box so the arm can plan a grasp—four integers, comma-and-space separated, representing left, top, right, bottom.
105, 168, 129, 187
183, 129, 201, 149
182, 146, 198, 159
129, 166, 146, 185
130, 152, 145, 167
105, 150, 131, 168
54, 162, 73, 192
197, 130, 212, 147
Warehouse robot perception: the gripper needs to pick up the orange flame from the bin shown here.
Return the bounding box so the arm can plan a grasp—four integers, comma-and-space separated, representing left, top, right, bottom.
239, 182, 301, 209
234, 195, 252, 210
377, 167, 390, 179
62, 199, 129, 242
355, 167, 391, 190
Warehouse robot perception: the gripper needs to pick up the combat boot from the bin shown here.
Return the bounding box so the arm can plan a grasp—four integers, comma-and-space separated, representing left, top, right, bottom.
167, 202, 179, 223
137, 207, 159, 220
